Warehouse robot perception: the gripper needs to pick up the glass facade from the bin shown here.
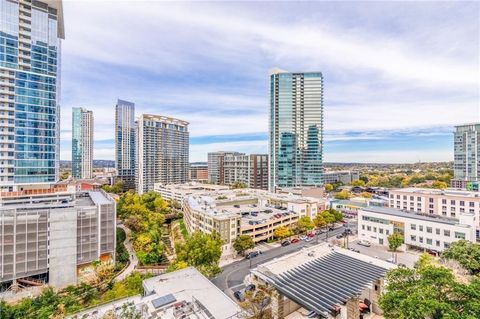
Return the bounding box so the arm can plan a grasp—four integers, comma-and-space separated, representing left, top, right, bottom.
269, 71, 324, 190
71, 107, 93, 179
115, 99, 136, 190
0, 0, 64, 189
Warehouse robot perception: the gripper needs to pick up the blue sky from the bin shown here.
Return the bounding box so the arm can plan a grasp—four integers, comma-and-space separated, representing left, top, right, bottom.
59, 1, 479, 163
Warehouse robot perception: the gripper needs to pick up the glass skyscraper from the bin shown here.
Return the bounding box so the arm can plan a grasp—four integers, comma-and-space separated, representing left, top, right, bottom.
72, 107, 93, 179
0, 0, 64, 191
452, 123, 480, 190
269, 69, 324, 191
115, 99, 136, 190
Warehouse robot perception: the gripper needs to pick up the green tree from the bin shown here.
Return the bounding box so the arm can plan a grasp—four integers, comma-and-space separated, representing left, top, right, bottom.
233, 235, 255, 255
320, 210, 335, 226
379, 256, 480, 319
239, 286, 273, 319
231, 181, 248, 189
431, 180, 448, 189
388, 232, 404, 252
324, 183, 334, 192
328, 208, 343, 223
334, 190, 351, 200
351, 179, 366, 187
442, 240, 480, 275
313, 214, 327, 229
173, 231, 223, 277
360, 191, 372, 198
102, 180, 125, 194
297, 216, 314, 233
274, 226, 292, 240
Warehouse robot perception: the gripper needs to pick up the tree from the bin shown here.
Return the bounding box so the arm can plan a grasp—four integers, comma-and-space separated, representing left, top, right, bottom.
387, 232, 404, 252
297, 216, 314, 233
431, 180, 448, 189
102, 180, 125, 194
173, 231, 223, 277
334, 190, 351, 200
351, 179, 366, 187
320, 210, 335, 226
239, 286, 272, 319
360, 191, 372, 198
442, 240, 480, 275
274, 226, 292, 240
379, 255, 480, 319
313, 214, 327, 229
328, 208, 343, 223
233, 235, 255, 255
324, 183, 334, 192
231, 181, 248, 189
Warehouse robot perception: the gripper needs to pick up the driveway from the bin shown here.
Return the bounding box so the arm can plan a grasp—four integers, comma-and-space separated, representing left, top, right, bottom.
211, 226, 346, 296
114, 224, 139, 282
349, 240, 419, 268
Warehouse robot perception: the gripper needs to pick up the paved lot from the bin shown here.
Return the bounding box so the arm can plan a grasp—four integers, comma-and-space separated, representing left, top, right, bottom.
211, 226, 346, 297
348, 240, 419, 268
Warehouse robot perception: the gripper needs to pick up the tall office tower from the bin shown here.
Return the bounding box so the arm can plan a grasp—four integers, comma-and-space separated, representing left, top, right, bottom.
72, 107, 93, 179
207, 151, 243, 184
115, 99, 136, 190
452, 123, 480, 190
269, 69, 324, 191
0, 0, 65, 191
137, 114, 189, 194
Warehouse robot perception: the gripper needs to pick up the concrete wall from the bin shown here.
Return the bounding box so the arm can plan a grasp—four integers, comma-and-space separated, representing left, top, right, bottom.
48, 208, 78, 288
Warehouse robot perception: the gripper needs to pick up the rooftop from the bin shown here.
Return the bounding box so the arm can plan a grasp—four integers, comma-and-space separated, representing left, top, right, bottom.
361, 206, 468, 226
252, 244, 393, 317
390, 187, 480, 198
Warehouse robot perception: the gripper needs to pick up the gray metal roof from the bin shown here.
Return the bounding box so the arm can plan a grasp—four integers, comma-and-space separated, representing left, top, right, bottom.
151, 293, 176, 309
269, 252, 388, 317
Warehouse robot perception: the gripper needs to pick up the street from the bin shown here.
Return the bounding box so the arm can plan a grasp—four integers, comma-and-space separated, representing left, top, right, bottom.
211, 226, 346, 296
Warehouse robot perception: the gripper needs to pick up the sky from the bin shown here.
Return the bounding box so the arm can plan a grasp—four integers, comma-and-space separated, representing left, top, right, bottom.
59, 0, 480, 163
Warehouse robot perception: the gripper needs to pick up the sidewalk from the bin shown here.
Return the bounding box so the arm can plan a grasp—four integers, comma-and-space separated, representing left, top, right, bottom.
219, 241, 281, 267
114, 224, 139, 281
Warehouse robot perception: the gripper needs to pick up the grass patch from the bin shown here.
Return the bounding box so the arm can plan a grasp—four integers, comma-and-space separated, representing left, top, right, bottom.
178, 219, 189, 239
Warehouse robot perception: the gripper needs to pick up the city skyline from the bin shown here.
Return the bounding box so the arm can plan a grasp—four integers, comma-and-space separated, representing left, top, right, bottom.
57, 1, 479, 163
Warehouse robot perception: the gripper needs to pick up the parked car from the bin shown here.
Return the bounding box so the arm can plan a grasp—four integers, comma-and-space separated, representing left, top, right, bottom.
233, 291, 244, 302
307, 232, 315, 238
264, 209, 272, 213
246, 251, 259, 259
305, 237, 313, 242
245, 284, 256, 292
336, 234, 344, 239
386, 257, 395, 263
357, 240, 371, 247
234, 205, 240, 208
299, 235, 308, 241
328, 227, 334, 231
251, 212, 258, 217
281, 240, 291, 247
290, 238, 300, 244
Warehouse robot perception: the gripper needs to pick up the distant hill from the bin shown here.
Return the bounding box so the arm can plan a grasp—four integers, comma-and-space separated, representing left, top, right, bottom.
60, 160, 115, 169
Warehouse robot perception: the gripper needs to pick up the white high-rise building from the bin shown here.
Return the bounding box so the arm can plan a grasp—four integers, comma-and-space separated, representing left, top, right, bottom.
452, 123, 480, 190
137, 114, 189, 194
72, 107, 93, 179
269, 69, 324, 191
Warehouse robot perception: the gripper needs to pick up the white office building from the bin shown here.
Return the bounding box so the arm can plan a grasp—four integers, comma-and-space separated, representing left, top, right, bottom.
358, 206, 475, 252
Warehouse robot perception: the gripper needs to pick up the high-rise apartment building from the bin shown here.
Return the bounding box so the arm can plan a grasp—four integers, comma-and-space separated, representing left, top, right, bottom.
72, 107, 93, 179
115, 99, 136, 190
452, 123, 480, 190
0, 0, 65, 191
222, 153, 269, 190
207, 151, 243, 184
136, 114, 189, 194
189, 162, 208, 182
269, 69, 324, 191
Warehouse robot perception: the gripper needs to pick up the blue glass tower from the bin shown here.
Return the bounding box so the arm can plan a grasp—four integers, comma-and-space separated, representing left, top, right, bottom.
269, 69, 324, 191
0, 0, 64, 190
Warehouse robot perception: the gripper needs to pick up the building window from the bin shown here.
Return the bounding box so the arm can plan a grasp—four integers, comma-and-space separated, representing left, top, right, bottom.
429, 198, 434, 203
411, 224, 416, 230
426, 227, 432, 233
451, 200, 455, 205
451, 213, 456, 218
386, 230, 390, 235
460, 201, 465, 206
379, 238, 384, 245
379, 228, 384, 234
362, 225, 365, 230
367, 226, 371, 231
455, 232, 466, 239
410, 196, 414, 201
419, 225, 423, 232
436, 240, 440, 247
444, 242, 450, 249
469, 202, 475, 207
427, 238, 432, 245
373, 227, 377, 232
436, 228, 440, 235
419, 237, 424, 243
411, 235, 416, 241
444, 230, 451, 237
442, 199, 447, 204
